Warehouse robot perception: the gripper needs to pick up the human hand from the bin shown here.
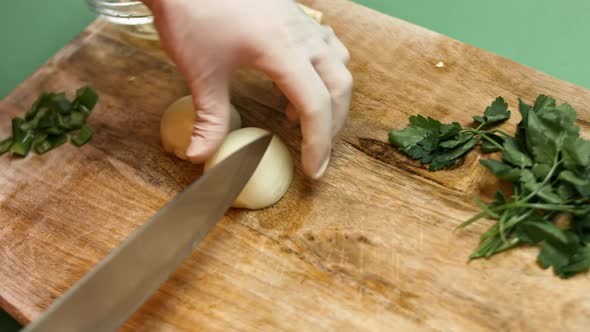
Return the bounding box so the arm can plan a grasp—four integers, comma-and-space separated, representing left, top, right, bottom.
144, 0, 352, 178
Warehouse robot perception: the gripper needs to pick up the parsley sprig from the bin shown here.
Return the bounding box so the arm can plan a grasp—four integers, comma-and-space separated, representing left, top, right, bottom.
388, 97, 511, 170
389, 95, 590, 278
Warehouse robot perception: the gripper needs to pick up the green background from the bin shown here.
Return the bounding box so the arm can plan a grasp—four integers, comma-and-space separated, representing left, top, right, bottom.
1, 0, 589, 100
1, 0, 588, 329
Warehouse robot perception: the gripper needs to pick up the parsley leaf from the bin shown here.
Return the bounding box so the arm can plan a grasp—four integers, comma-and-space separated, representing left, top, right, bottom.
559, 246, 590, 277
429, 136, 479, 171
480, 159, 521, 181
531, 163, 552, 179
440, 132, 474, 149
502, 137, 533, 167
517, 219, 570, 245
387, 126, 428, 151
473, 97, 511, 126
563, 138, 590, 169
533, 94, 556, 113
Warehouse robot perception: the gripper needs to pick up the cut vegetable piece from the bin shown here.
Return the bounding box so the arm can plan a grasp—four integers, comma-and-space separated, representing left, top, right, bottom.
10, 118, 35, 157
25, 92, 49, 121
56, 113, 67, 130
1, 86, 99, 158
73, 86, 99, 110
71, 126, 94, 147
10, 134, 34, 157
48, 92, 72, 114
45, 126, 64, 135
20, 111, 45, 131
38, 111, 58, 129
204, 128, 293, 210
12, 117, 24, 137
35, 134, 67, 155
32, 133, 49, 149
64, 111, 86, 130
78, 105, 92, 119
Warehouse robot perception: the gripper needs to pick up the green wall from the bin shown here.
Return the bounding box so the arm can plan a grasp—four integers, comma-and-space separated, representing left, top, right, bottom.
359, 0, 590, 89
1, 0, 589, 100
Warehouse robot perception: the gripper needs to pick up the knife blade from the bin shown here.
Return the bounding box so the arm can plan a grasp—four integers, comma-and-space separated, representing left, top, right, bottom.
23, 133, 273, 332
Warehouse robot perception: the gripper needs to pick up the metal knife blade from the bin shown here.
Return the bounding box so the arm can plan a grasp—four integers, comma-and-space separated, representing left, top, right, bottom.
23, 133, 273, 332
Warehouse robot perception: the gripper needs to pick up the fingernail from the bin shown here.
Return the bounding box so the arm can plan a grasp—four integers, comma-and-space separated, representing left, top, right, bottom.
312, 152, 330, 180
185, 138, 206, 163
302, 142, 331, 179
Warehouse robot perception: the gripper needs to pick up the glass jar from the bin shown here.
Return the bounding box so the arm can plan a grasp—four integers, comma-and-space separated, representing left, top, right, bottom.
85, 0, 158, 40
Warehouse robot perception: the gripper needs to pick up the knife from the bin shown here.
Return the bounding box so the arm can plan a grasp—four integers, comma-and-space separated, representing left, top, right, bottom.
23, 133, 273, 332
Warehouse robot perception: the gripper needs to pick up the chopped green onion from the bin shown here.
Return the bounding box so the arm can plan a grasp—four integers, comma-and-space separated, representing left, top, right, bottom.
73, 86, 99, 110
56, 113, 67, 129
10, 137, 34, 156
0, 137, 13, 156
45, 126, 64, 135
71, 126, 94, 147
10, 118, 35, 157
1, 86, 99, 158
34, 134, 67, 155
78, 105, 91, 119
38, 111, 58, 129
47, 92, 71, 114
20, 111, 45, 131
64, 110, 86, 130
12, 117, 24, 135
32, 133, 49, 149
25, 92, 48, 121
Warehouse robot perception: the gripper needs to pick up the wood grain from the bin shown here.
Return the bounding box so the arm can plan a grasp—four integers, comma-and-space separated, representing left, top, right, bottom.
1, 0, 590, 331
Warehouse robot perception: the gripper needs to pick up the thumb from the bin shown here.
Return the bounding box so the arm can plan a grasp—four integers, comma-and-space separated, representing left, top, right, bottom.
185, 75, 232, 163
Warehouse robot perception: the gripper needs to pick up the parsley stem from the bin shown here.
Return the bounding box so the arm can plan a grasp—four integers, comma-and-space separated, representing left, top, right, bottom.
470, 209, 533, 259
488, 129, 512, 138
498, 211, 509, 243
459, 199, 575, 233
470, 235, 521, 259
460, 128, 505, 151
480, 209, 532, 243
474, 198, 499, 218
520, 157, 562, 203
506, 203, 579, 211
503, 209, 534, 230
456, 211, 487, 230
503, 202, 574, 211
469, 236, 498, 259
478, 132, 504, 151
490, 237, 521, 257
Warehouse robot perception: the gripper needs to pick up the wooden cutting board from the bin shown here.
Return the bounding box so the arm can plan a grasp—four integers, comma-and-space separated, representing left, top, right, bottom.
2, 0, 590, 330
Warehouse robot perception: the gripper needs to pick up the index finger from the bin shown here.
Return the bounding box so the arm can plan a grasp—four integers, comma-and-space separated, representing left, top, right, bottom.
255, 54, 333, 179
